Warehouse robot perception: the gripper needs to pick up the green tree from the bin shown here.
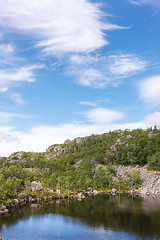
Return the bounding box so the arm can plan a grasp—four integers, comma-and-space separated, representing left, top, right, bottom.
76, 160, 93, 189
148, 152, 160, 171
93, 167, 111, 189
5, 177, 21, 196
124, 170, 141, 189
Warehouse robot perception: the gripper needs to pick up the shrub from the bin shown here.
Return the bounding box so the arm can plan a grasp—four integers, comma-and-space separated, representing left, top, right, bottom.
148, 152, 160, 171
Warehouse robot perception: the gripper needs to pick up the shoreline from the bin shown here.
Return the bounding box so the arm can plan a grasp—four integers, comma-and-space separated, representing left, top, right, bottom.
1, 189, 160, 217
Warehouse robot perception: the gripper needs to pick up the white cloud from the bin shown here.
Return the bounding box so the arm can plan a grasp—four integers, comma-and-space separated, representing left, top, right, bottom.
0, 44, 14, 55
0, 65, 43, 90
0, 124, 98, 156
2, 109, 160, 156
84, 108, 124, 124
0, 43, 17, 67
0, 121, 148, 156
0, 112, 31, 123
139, 75, 160, 107
0, 0, 125, 54
0, 87, 8, 92
145, 112, 160, 127
69, 53, 146, 88
107, 54, 146, 77
78, 68, 109, 88
0, 43, 44, 92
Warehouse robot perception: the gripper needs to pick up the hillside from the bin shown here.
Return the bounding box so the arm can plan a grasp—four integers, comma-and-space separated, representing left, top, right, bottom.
1, 127, 160, 211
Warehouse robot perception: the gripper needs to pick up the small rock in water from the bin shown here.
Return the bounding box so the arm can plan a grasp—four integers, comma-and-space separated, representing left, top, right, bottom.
112, 188, 117, 194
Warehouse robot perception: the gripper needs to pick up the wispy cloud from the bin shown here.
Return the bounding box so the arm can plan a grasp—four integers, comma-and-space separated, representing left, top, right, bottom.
0, 42, 44, 94
0, 44, 14, 56
0, 0, 125, 54
107, 54, 146, 77
79, 101, 98, 107
129, 0, 160, 7
139, 75, 160, 107
0, 112, 31, 123
0, 43, 17, 67
0, 65, 44, 90
69, 53, 146, 88
8, 92, 26, 105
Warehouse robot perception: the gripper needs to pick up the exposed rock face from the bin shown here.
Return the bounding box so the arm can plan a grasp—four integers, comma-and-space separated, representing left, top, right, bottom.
126, 135, 132, 139
139, 166, 160, 195
115, 165, 160, 196
31, 181, 42, 191
74, 137, 82, 144
111, 188, 117, 194
92, 189, 99, 195
12, 199, 19, 205
18, 192, 27, 198
47, 144, 62, 152
64, 139, 71, 144
77, 192, 85, 199
0, 204, 9, 215
74, 159, 82, 169
45, 153, 57, 160
148, 132, 153, 137
9, 151, 24, 159
9, 151, 25, 163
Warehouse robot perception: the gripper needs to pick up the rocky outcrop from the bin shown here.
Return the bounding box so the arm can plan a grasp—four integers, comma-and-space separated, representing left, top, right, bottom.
115, 165, 160, 196
46, 144, 68, 155
0, 204, 9, 215
31, 181, 42, 191
9, 151, 24, 159
77, 192, 85, 199
64, 139, 71, 144
139, 166, 160, 195
73, 137, 82, 144
126, 134, 132, 139
47, 144, 62, 152
148, 131, 154, 137
9, 151, 25, 163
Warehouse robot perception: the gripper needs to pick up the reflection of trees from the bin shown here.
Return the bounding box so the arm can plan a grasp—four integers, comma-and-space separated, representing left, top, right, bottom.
0, 195, 160, 238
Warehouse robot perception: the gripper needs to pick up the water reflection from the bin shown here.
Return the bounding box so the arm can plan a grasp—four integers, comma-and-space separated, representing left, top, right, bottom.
0, 194, 160, 240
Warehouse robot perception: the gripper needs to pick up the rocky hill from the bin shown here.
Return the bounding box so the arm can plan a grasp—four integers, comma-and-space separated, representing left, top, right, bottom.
0, 127, 160, 212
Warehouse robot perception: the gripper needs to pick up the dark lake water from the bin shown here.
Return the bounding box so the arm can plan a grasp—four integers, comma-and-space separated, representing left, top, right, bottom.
1, 194, 160, 240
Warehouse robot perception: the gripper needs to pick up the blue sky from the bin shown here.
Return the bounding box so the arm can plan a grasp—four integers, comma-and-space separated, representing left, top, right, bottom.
0, 0, 160, 156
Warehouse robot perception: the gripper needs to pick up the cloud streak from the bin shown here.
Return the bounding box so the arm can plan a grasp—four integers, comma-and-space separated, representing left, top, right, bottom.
129, 0, 160, 7
0, 65, 43, 90
0, 112, 31, 123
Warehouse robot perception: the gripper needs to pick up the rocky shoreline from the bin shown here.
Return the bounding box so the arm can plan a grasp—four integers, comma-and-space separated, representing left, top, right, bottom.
1, 165, 160, 217
0, 189, 160, 217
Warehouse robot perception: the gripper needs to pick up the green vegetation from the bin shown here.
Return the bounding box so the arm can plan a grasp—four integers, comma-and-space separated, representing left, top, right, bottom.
0, 127, 160, 206
148, 152, 160, 171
